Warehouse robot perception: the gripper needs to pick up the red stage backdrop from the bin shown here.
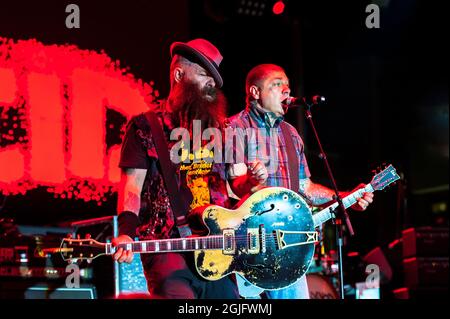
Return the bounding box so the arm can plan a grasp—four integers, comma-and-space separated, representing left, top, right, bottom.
0, 37, 157, 205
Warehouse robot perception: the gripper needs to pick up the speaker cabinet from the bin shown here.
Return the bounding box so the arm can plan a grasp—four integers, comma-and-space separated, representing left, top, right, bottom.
0, 281, 96, 299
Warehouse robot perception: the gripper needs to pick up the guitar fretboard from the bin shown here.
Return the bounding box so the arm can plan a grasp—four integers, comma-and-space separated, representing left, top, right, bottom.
313, 184, 374, 227
116, 235, 225, 253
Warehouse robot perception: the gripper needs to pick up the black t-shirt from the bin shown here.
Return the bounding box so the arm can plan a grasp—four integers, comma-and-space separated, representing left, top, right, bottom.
119, 103, 230, 239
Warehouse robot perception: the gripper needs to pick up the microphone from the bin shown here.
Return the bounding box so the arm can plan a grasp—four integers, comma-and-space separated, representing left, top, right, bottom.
282, 95, 326, 107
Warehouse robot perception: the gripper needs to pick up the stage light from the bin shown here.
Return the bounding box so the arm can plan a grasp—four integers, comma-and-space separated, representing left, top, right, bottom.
237, 0, 267, 17
272, 1, 285, 15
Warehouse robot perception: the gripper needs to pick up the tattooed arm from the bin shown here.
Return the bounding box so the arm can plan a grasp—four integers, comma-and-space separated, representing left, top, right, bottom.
117, 168, 147, 215
113, 168, 147, 263
299, 177, 374, 210
299, 178, 337, 206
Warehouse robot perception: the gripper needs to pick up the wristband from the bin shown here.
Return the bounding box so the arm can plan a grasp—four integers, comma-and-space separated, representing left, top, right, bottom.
118, 211, 139, 239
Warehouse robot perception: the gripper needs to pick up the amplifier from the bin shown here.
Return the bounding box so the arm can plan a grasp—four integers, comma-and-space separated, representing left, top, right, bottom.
402, 227, 449, 258
0, 281, 96, 299
403, 257, 449, 288
0, 247, 14, 263
0, 265, 66, 278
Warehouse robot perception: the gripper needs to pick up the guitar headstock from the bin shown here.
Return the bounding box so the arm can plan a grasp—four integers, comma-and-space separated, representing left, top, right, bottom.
370, 164, 401, 191
60, 237, 107, 263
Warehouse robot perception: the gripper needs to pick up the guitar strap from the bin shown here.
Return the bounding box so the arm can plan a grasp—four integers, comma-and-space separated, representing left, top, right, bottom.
280, 122, 299, 193
144, 111, 192, 238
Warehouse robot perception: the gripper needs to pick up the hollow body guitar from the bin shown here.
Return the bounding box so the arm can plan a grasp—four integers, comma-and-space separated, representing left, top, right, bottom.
196, 186, 317, 291
60, 187, 318, 291
59, 165, 399, 295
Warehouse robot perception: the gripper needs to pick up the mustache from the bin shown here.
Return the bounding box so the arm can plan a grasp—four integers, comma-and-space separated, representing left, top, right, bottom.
169, 81, 228, 131
203, 86, 217, 99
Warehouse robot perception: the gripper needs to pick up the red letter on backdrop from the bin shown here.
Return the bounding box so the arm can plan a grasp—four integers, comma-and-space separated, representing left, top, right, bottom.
69, 69, 151, 180
0, 37, 155, 201
28, 73, 65, 183
0, 67, 24, 182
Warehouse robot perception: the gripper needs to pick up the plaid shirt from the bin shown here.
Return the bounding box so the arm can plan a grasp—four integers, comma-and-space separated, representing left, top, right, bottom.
225, 105, 311, 192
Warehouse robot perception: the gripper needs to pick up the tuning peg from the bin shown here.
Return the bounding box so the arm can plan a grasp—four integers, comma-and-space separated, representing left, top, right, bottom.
85, 233, 91, 239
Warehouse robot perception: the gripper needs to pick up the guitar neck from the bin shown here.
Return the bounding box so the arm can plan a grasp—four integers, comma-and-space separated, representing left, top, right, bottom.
313, 184, 374, 227
107, 235, 225, 255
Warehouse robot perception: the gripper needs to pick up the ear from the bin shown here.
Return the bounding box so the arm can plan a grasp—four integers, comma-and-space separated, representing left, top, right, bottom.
173, 67, 184, 84
249, 85, 260, 100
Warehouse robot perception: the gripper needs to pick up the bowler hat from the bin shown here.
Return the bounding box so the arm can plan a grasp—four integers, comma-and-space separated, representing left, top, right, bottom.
170, 39, 223, 88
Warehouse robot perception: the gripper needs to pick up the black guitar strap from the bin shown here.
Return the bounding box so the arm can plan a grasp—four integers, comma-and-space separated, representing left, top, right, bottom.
280, 122, 299, 193
144, 111, 192, 238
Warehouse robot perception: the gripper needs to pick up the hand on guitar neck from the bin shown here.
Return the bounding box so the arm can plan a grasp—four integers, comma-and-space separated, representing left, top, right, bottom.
112, 234, 134, 264
340, 183, 374, 212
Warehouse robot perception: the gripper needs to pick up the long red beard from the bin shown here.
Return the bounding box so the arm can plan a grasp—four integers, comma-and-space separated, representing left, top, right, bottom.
168, 81, 228, 133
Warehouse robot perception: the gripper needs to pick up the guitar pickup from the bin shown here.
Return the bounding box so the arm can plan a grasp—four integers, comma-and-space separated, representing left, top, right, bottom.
247, 228, 260, 255
222, 229, 236, 255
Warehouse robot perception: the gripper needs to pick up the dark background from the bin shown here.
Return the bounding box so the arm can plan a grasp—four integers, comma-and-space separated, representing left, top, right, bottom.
0, 0, 448, 257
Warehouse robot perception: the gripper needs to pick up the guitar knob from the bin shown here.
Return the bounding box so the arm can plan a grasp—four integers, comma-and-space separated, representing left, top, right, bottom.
77, 234, 81, 239
67, 233, 73, 239
85, 234, 91, 239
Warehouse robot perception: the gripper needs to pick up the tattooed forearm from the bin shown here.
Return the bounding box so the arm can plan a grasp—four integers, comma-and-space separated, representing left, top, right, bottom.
299, 178, 338, 206
123, 191, 141, 213
117, 168, 147, 214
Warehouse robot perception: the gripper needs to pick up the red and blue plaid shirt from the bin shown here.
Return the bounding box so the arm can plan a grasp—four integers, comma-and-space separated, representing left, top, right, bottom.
225, 105, 311, 192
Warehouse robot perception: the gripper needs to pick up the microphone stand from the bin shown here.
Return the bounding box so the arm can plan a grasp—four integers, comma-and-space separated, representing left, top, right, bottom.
301, 99, 355, 299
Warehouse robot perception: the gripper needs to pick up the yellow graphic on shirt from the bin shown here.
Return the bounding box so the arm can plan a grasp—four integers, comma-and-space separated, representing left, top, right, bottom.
187, 177, 211, 210
179, 142, 215, 163
179, 146, 215, 210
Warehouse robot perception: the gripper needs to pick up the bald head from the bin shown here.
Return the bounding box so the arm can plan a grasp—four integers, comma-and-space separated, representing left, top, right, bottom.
246, 64, 286, 105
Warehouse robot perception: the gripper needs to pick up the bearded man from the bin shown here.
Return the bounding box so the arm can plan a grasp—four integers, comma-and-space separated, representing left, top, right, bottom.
112, 39, 238, 299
